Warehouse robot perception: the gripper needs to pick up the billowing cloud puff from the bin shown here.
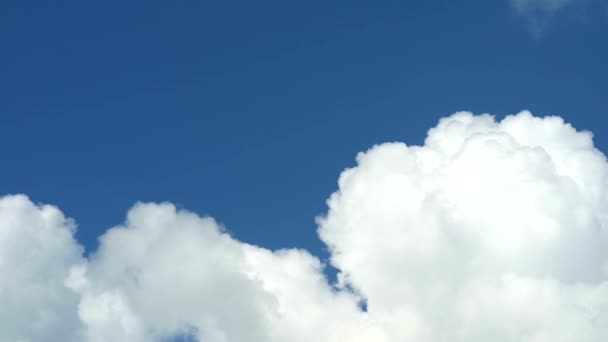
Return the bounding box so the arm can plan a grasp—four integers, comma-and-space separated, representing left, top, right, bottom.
66, 203, 380, 342
0, 195, 82, 341
319, 111, 608, 341
1, 110, 607, 341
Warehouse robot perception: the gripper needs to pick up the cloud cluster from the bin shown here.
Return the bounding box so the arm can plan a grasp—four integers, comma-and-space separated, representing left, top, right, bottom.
2, 111, 608, 341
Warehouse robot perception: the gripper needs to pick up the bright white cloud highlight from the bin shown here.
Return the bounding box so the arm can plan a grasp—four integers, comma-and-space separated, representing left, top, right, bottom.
1, 110, 607, 341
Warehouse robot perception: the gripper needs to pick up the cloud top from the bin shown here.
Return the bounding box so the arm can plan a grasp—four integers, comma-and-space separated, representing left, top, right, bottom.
2, 110, 607, 341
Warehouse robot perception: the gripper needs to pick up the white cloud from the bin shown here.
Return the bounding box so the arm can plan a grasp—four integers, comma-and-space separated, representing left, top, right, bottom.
66, 202, 379, 341
2, 110, 608, 341
0, 195, 83, 341
319, 111, 608, 340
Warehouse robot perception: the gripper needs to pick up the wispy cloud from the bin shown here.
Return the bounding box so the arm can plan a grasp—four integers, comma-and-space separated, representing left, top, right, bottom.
510, 0, 580, 37
512, 0, 577, 13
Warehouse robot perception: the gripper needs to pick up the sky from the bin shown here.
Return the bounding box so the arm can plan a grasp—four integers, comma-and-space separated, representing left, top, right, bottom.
1, 1, 608, 341
2, 0, 607, 256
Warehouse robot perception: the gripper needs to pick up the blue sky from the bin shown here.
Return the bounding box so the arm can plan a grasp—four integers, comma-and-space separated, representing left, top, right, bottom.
1, 0, 607, 260
3, 2, 608, 341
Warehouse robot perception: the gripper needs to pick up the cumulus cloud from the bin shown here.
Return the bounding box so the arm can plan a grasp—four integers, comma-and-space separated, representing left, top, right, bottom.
319, 111, 608, 340
2, 110, 608, 341
66, 203, 379, 342
0, 195, 83, 341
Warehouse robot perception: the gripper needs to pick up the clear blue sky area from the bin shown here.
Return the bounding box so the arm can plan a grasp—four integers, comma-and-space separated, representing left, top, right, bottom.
1, 0, 607, 260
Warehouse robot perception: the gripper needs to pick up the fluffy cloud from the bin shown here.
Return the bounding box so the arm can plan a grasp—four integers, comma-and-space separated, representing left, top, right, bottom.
66, 203, 379, 342
1, 110, 607, 341
0, 195, 82, 341
319, 111, 608, 340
